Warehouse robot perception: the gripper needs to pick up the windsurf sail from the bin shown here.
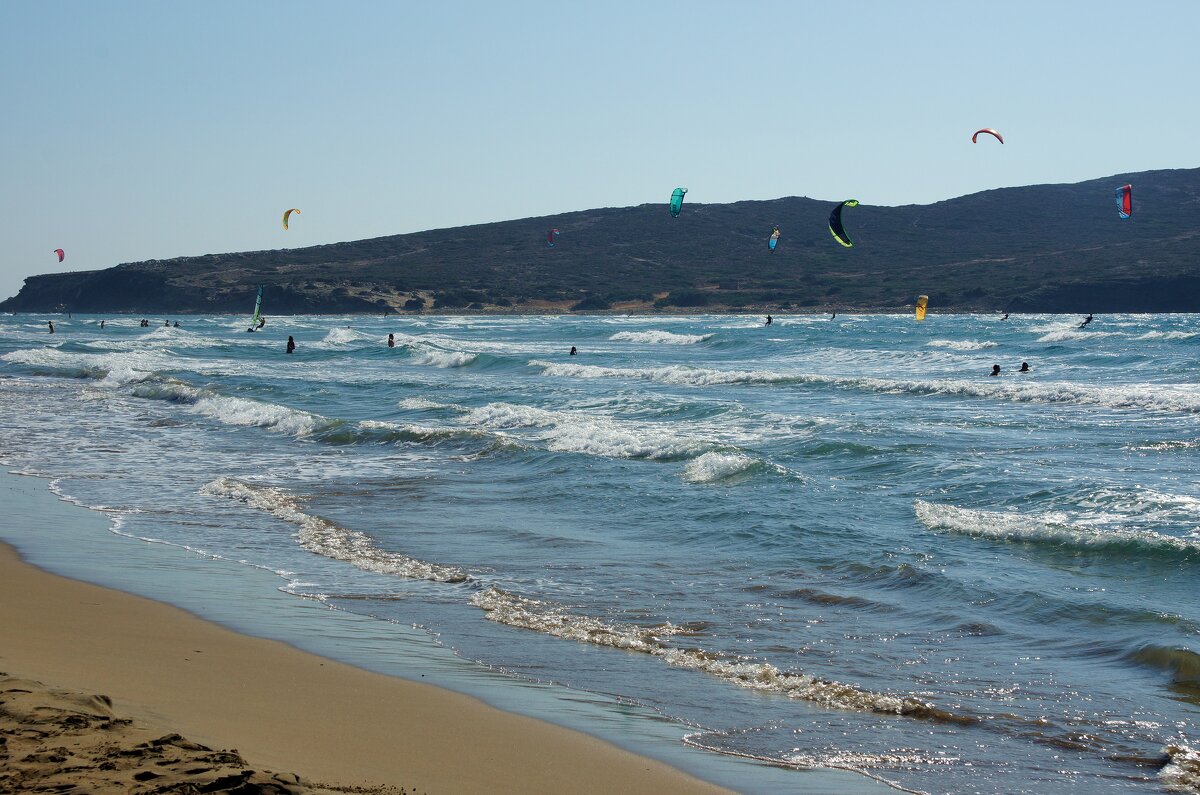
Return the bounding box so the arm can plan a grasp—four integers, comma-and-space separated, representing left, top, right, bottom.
915, 294, 929, 321
249, 286, 264, 330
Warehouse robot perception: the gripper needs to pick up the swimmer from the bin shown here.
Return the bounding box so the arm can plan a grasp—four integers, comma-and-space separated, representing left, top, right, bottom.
387, 333, 395, 348
990, 364, 1001, 377
569, 346, 577, 355
286, 336, 296, 354
1019, 362, 1030, 373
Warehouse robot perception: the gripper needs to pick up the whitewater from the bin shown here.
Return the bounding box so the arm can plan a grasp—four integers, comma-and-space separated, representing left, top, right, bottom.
1, 311, 1198, 794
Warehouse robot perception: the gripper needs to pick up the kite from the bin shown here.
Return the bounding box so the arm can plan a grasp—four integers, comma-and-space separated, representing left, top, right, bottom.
669, 188, 688, 218
282, 208, 301, 230
915, 295, 929, 322
972, 128, 1004, 144
768, 227, 780, 252
547, 228, 559, 247
1115, 184, 1132, 219
829, 200, 860, 247
53, 249, 64, 262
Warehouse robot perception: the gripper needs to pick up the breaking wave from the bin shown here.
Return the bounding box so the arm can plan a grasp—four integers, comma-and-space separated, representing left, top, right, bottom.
1160, 744, 1200, 792
470, 586, 969, 723
926, 339, 998, 351
201, 478, 468, 583
609, 330, 713, 345
460, 402, 705, 461
914, 500, 1200, 557
682, 452, 758, 483
1127, 645, 1200, 685
531, 359, 1200, 414
1137, 331, 1199, 341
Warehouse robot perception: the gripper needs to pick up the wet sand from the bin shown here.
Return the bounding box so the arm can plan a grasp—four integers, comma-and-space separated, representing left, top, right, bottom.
0, 541, 734, 794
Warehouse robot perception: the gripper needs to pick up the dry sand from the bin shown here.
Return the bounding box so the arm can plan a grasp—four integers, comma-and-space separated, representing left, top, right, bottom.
0, 541, 734, 794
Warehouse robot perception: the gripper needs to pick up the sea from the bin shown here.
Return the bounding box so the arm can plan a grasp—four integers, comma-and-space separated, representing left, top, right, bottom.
1, 311, 1198, 794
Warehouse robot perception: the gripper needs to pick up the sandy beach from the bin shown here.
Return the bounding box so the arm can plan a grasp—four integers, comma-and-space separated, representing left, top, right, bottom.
0, 539, 734, 794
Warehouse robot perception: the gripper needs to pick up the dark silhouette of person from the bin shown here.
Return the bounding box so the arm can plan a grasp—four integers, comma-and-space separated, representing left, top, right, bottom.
173, 321, 180, 328
47, 320, 54, 334
990, 364, 1001, 377
388, 333, 395, 348
1079, 314, 1094, 328
164, 320, 170, 327
100, 320, 105, 329
765, 315, 773, 326
286, 336, 296, 354
1001, 313, 1009, 320
569, 346, 577, 355
1019, 362, 1030, 373
257, 317, 266, 330
830, 312, 836, 320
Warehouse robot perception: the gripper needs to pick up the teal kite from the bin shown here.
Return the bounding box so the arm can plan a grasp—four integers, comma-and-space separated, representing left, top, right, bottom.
669, 188, 688, 218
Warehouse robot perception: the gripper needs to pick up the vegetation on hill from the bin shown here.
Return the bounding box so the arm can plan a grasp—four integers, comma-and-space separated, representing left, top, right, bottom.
4, 168, 1200, 314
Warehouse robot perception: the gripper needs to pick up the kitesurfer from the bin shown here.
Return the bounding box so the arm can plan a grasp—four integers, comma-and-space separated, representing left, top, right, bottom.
47, 320, 54, 334
765, 315, 773, 326
1079, 314, 1094, 328
99, 320, 105, 329
1001, 313, 1009, 321
1019, 362, 1030, 373
388, 333, 395, 348
569, 346, 578, 355
830, 312, 837, 320
990, 364, 1001, 377
286, 336, 296, 355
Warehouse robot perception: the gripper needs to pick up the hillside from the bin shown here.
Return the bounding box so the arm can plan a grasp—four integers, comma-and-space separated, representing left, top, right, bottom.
4, 167, 1200, 314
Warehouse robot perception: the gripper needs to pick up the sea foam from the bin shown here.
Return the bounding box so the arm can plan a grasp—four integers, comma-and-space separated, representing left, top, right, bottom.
609, 330, 713, 345
201, 477, 468, 583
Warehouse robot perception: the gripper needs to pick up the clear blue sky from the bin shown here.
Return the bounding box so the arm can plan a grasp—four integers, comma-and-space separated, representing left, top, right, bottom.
2, 1, 1197, 301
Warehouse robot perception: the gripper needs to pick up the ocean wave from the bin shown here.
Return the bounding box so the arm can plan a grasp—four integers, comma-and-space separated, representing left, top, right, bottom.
2, 347, 170, 386
1127, 645, 1200, 684
530, 359, 793, 386
470, 585, 969, 722
914, 500, 1200, 557
1037, 330, 1121, 343
408, 347, 478, 368
131, 381, 481, 445
1137, 331, 1199, 341
531, 358, 1200, 413
317, 327, 377, 347
461, 402, 705, 460
609, 330, 713, 345
1160, 744, 1200, 792
926, 339, 998, 351
201, 478, 468, 583
682, 452, 757, 483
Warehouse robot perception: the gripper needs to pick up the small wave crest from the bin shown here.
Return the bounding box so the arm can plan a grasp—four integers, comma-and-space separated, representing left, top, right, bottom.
200, 478, 468, 583
461, 402, 704, 461
530, 360, 792, 386
1137, 331, 1199, 341
470, 586, 968, 722
682, 452, 757, 483
1037, 329, 1121, 343
1160, 744, 1200, 792
609, 330, 713, 345
926, 339, 998, 350
914, 500, 1200, 557
1127, 645, 1200, 684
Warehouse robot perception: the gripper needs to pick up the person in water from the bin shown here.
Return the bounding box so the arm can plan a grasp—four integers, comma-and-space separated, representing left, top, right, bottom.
165, 320, 171, 327
173, 320, 180, 328
1001, 313, 1009, 321
99, 320, 105, 329
830, 312, 836, 320
765, 315, 773, 326
286, 336, 296, 354
257, 316, 266, 330
1079, 313, 1094, 328
990, 364, 1001, 377
569, 346, 577, 355
387, 333, 395, 348
1019, 361, 1030, 373
47, 320, 54, 334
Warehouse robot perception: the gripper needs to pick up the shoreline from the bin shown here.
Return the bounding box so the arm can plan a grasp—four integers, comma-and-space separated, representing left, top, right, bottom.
0, 544, 731, 794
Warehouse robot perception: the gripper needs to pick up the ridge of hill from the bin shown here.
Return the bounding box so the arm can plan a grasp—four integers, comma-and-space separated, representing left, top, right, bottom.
4, 167, 1199, 314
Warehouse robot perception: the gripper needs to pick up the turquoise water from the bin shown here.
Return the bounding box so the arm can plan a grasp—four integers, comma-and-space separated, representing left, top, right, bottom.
2, 312, 1198, 793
